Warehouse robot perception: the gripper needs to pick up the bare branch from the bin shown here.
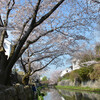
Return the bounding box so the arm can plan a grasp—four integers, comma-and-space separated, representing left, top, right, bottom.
0, 0, 15, 48
31, 0, 41, 25
18, 29, 54, 57
20, 57, 27, 73
28, 0, 34, 7
35, 0, 65, 26
30, 55, 55, 64
18, 16, 33, 41
6, 0, 15, 26
31, 57, 56, 75
92, 0, 100, 3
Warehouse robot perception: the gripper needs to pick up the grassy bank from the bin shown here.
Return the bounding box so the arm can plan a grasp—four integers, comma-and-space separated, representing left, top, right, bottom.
56, 85, 100, 92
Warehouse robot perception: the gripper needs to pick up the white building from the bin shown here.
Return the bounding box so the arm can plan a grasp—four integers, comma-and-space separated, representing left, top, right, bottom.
4, 39, 12, 58
60, 67, 72, 77
60, 57, 98, 78
71, 58, 80, 70
60, 58, 81, 77
71, 58, 98, 70
0, 15, 12, 58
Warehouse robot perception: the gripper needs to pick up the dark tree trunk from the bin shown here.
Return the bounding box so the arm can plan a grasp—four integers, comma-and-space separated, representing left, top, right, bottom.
0, 51, 8, 85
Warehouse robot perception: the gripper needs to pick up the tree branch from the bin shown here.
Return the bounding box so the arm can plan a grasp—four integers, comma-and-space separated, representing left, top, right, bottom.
18, 16, 33, 41
0, 0, 15, 49
31, 0, 41, 23
35, 0, 65, 26
18, 29, 54, 58
92, 0, 100, 3
30, 54, 55, 64
20, 57, 27, 73
5, 0, 65, 84
6, 0, 15, 26
31, 57, 56, 75
19, 22, 65, 58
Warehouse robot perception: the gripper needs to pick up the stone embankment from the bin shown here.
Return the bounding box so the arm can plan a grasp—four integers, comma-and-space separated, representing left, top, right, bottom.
0, 83, 34, 100
58, 79, 100, 89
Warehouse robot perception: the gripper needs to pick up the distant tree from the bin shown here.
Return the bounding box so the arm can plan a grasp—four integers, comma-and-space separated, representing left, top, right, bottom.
89, 64, 100, 80
95, 43, 100, 56
50, 70, 61, 84
73, 49, 95, 63
41, 76, 48, 81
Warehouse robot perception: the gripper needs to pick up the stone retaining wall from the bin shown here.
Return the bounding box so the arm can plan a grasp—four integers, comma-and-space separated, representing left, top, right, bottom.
58, 79, 100, 89
81, 79, 100, 88
0, 83, 34, 100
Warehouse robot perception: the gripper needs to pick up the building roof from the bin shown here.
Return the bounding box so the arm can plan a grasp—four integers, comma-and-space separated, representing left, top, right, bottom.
0, 15, 8, 38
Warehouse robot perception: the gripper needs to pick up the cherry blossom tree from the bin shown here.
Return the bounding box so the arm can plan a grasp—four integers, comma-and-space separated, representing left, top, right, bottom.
0, 0, 99, 85
49, 70, 61, 85
19, 48, 56, 84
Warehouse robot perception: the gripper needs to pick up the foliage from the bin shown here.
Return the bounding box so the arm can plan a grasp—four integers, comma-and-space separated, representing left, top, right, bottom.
62, 65, 94, 82
0, 0, 99, 85
61, 63, 100, 81
41, 76, 48, 81
79, 51, 95, 63
62, 73, 70, 79
69, 71, 81, 81
37, 86, 46, 100
95, 56, 100, 61
94, 43, 100, 61
75, 43, 100, 63
38, 95, 44, 100
59, 43, 100, 82
95, 43, 100, 56
61, 77, 69, 81
89, 64, 100, 80
56, 85, 100, 92
74, 66, 93, 81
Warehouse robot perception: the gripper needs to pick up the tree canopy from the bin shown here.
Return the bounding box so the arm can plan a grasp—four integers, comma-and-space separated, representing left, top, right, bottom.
0, 0, 99, 85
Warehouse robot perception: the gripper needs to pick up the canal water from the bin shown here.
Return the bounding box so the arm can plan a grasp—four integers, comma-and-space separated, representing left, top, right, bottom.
43, 88, 100, 100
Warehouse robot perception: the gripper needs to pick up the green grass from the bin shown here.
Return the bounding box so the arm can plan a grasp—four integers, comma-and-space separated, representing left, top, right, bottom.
38, 95, 44, 100
55, 85, 100, 92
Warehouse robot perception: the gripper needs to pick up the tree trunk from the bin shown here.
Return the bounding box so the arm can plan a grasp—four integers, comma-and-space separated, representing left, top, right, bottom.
22, 73, 29, 85
0, 51, 8, 85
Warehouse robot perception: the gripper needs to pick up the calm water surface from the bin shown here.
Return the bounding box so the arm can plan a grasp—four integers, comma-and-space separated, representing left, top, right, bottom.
43, 88, 100, 100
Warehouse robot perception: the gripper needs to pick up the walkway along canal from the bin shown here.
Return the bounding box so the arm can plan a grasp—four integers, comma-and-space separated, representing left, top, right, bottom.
43, 88, 100, 100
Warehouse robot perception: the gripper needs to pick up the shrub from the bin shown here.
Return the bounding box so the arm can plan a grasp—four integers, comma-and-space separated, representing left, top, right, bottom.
68, 66, 93, 81
76, 67, 89, 81
60, 64, 100, 82
63, 73, 70, 79
69, 71, 81, 81
95, 43, 100, 56
75, 66, 93, 81
95, 56, 100, 61
89, 64, 100, 80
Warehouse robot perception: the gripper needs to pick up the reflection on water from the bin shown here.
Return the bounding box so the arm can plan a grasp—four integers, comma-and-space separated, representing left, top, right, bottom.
43, 88, 100, 100
43, 89, 64, 100
59, 89, 100, 100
